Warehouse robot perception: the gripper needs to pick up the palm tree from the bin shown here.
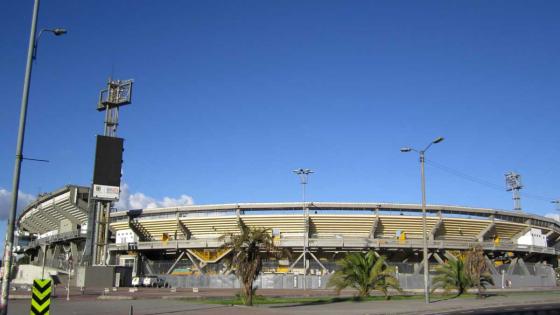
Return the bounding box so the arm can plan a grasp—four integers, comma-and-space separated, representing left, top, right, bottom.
431, 258, 472, 296
328, 251, 401, 299
465, 245, 494, 298
432, 249, 494, 297
221, 226, 277, 306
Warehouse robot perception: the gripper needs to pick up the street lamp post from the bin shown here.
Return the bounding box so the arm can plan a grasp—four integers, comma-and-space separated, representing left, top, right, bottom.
400, 136, 444, 305
293, 168, 313, 290
0, 0, 66, 313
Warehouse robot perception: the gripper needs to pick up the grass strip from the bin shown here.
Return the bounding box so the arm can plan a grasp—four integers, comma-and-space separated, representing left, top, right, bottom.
183, 293, 476, 305
176, 290, 560, 306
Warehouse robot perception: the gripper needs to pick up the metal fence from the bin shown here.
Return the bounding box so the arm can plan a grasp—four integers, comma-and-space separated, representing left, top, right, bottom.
161, 273, 330, 290
158, 262, 557, 290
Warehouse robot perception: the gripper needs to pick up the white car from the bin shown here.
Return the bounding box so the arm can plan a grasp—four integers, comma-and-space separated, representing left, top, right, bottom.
131, 276, 144, 287
142, 276, 166, 288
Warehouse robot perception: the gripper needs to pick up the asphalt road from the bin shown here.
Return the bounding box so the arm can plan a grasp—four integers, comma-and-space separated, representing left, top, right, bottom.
437, 303, 560, 315
8, 299, 262, 315
6, 288, 560, 315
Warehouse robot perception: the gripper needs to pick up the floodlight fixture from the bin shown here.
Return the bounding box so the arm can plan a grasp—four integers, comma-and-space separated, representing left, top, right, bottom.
293, 168, 313, 175
97, 79, 134, 111
51, 28, 67, 36
432, 137, 444, 144
505, 172, 523, 191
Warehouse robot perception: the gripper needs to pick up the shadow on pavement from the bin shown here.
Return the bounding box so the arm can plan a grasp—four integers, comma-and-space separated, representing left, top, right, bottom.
143, 305, 229, 315
268, 296, 364, 308
430, 293, 500, 304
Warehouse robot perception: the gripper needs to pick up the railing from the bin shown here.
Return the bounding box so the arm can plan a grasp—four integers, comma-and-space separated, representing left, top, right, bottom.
107, 236, 557, 255
27, 230, 84, 248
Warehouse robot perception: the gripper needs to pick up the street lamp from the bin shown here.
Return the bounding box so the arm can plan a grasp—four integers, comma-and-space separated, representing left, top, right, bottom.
293, 168, 313, 290
32, 28, 68, 60
1, 0, 66, 313
400, 136, 444, 304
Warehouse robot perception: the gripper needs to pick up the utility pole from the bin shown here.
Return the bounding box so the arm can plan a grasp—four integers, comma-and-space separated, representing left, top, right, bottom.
401, 136, 444, 304
0, 1, 66, 313
293, 168, 313, 290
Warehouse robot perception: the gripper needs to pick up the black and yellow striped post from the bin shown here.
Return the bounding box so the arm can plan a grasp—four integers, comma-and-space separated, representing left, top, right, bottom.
30, 279, 51, 315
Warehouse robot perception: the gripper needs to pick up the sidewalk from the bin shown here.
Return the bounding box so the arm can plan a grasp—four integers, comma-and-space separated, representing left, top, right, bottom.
6, 290, 560, 315
256, 291, 560, 315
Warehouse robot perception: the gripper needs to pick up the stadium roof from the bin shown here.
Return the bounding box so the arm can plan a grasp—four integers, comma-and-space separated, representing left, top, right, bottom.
17, 185, 89, 234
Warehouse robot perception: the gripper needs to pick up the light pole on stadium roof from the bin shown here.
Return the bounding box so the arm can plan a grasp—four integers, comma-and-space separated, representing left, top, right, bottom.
400, 136, 444, 305
552, 200, 560, 211
1, 0, 66, 313
293, 168, 313, 290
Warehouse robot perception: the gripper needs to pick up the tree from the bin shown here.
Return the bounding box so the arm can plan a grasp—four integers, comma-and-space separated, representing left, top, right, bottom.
328, 251, 401, 299
465, 245, 494, 298
431, 258, 472, 296
432, 247, 494, 297
221, 226, 277, 306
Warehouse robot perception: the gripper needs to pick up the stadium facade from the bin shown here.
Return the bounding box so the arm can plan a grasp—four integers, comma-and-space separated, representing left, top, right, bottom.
14, 184, 560, 288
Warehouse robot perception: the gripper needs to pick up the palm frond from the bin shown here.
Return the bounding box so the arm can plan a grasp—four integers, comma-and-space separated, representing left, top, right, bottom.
328, 251, 401, 298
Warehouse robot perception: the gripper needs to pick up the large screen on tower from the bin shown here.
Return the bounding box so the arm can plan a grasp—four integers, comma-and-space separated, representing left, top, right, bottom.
93, 135, 124, 187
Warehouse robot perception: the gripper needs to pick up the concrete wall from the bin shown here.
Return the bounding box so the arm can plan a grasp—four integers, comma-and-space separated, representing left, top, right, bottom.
12, 265, 60, 286
75, 266, 126, 288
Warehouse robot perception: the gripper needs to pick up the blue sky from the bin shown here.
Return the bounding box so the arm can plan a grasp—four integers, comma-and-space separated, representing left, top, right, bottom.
1, 1, 560, 248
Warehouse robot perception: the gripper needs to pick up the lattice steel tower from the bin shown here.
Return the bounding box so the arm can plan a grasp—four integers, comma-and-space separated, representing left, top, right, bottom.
84, 78, 133, 266
505, 172, 523, 211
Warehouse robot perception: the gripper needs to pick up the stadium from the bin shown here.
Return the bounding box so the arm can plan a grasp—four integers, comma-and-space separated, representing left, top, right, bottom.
13, 184, 560, 289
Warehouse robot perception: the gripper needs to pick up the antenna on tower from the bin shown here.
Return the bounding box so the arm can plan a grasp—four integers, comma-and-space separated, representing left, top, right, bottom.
505, 172, 523, 211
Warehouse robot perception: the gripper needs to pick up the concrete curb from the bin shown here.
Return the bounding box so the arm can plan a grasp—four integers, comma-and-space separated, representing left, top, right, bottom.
392, 298, 560, 315
9, 295, 31, 300
161, 295, 203, 300
97, 295, 136, 300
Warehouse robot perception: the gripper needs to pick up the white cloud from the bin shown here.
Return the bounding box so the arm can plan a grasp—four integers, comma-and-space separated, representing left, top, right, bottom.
545, 213, 560, 222
114, 183, 194, 210
0, 189, 35, 221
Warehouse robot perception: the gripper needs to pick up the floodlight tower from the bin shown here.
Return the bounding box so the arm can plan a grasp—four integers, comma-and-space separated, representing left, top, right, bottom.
84, 78, 133, 266
505, 172, 523, 211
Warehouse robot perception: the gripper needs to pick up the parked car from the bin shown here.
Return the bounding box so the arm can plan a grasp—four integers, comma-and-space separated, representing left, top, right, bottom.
132, 276, 144, 287
142, 276, 166, 288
